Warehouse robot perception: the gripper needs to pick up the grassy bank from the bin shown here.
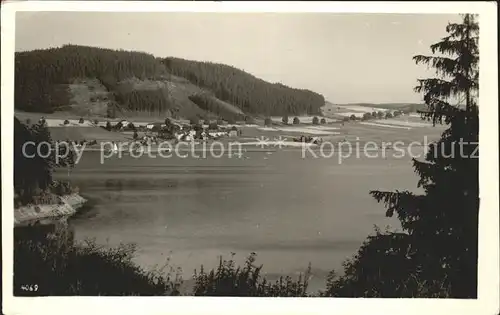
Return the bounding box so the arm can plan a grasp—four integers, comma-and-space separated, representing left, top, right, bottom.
14, 226, 455, 297
14, 228, 313, 297
14, 226, 183, 296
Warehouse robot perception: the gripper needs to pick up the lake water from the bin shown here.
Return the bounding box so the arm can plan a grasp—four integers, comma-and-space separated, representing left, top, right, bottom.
62, 147, 422, 292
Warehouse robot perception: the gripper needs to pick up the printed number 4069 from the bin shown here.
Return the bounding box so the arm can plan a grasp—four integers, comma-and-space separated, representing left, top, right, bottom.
21, 284, 38, 292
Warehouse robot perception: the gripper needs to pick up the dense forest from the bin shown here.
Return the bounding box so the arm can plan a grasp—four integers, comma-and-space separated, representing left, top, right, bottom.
114, 89, 174, 114
188, 94, 244, 122
162, 57, 324, 116
14, 45, 325, 117
15, 45, 166, 113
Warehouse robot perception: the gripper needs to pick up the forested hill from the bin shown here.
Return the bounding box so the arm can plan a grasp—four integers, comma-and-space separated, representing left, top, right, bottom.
15, 45, 165, 113
162, 57, 324, 116
14, 45, 325, 118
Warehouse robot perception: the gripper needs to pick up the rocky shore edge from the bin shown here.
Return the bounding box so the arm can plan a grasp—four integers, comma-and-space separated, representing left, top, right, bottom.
14, 193, 87, 227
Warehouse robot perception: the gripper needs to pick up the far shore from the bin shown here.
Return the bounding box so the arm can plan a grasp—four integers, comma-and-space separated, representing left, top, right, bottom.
16, 112, 444, 157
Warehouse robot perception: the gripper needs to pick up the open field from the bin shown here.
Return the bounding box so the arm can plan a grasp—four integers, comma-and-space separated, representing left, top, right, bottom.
336, 105, 390, 113
15, 112, 193, 128
359, 122, 413, 130
235, 119, 445, 148
16, 110, 445, 150
258, 127, 340, 136
361, 118, 433, 128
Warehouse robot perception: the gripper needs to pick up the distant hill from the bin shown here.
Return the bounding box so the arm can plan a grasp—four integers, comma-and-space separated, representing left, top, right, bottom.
14, 45, 325, 120
345, 103, 427, 112
320, 101, 426, 120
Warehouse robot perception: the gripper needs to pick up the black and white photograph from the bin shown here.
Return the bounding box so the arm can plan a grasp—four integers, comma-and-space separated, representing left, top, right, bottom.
2, 1, 498, 315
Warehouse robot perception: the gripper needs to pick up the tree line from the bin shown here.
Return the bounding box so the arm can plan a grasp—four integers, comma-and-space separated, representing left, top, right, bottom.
360, 110, 402, 121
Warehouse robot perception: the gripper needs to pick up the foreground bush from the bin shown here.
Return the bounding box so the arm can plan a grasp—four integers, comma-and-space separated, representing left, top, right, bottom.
14, 225, 454, 297
321, 228, 452, 298
15, 231, 313, 297
193, 253, 311, 297
14, 226, 182, 296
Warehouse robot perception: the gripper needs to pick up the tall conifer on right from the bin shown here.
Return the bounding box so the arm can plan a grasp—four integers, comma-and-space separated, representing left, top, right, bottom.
325, 14, 479, 298
372, 13, 480, 298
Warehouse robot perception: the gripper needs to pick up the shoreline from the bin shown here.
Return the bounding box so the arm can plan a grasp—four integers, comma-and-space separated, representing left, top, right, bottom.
76, 143, 431, 153
14, 193, 87, 227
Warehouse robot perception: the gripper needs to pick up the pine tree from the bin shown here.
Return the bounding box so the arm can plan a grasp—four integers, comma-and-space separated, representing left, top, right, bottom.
14, 118, 75, 204
324, 14, 479, 298
370, 14, 479, 298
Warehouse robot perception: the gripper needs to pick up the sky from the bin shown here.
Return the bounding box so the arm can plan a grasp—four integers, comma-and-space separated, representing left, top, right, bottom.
15, 12, 461, 104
